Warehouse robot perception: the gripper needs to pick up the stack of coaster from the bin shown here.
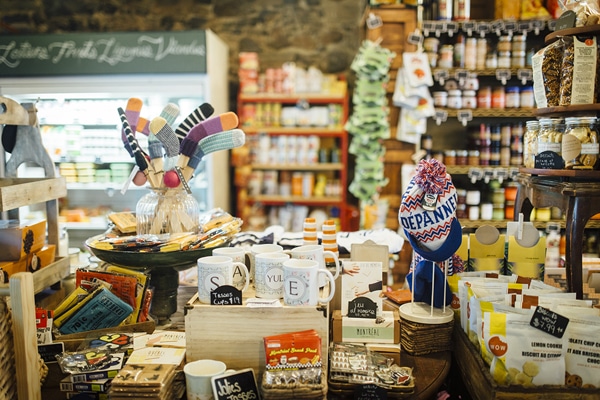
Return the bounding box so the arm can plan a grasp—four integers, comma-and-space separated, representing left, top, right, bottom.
399, 302, 454, 356
109, 364, 185, 400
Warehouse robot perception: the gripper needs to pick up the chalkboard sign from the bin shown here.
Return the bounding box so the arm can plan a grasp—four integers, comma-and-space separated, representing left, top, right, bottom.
534, 151, 565, 169
354, 383, 387, 400
211, 285, 243, 306
557, 10, 576, 31
212, 368, 260, 400
530, 306, 569, 339
348, 297, 378, 319
38, 342, 64, 363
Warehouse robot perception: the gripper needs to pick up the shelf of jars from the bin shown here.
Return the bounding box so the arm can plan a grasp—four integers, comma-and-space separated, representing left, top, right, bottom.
242, 127, 346, 136
420, 19, 555, 38
246, 195, 343, 205
250, 163, 344, 172
238, 89, 347, 104
436, 107, 535, 119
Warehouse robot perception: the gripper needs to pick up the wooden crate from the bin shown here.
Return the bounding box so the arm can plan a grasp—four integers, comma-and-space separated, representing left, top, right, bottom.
184, 288, 329, 377
453, 322, 600, 400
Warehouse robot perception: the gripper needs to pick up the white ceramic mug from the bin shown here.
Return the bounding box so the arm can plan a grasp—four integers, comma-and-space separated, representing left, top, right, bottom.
282, 259, 335, 306
254, 252, 290, 299
197, 256, 250, 304
287, 244, 340, 286
249, 243, 284, 282
212, 247, 249, 290
184, 359, 230, 400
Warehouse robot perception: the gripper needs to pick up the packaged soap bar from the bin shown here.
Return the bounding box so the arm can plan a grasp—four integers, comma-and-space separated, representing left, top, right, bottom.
0, 219, 46, 261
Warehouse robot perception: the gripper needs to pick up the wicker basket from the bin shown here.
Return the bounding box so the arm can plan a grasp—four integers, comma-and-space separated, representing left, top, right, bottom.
0, 297, 18, 400
399, 302, 454, 356
261, 371, 328, 400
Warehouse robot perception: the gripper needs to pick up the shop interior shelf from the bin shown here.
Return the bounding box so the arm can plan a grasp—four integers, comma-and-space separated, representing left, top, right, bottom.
0, 177, 66, 211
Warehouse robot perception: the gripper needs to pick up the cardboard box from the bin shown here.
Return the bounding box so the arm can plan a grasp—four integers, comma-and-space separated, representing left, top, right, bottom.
333, 310, 400, 344
0, 219, 46, 261
184, 288, 329, 377
0, 244, 56, 280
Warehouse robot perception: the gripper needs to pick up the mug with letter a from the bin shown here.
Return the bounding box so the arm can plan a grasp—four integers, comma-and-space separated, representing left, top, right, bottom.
254, 252, 289, 299
211, 247, 248, 290
197, 255, 249, 304
282, 259, 335, 306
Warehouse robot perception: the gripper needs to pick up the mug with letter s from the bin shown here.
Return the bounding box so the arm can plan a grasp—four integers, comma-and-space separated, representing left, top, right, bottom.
211, 247, 248, 290
282, 259, 335, 306
254, 252, 290, 299
197, 255, 250, 304
184, 359, 230, 400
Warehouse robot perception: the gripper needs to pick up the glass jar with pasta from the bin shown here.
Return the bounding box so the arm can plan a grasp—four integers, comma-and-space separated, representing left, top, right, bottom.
523, 120, 539, 168
535, 118, 564, 169
562, 117, 599, 170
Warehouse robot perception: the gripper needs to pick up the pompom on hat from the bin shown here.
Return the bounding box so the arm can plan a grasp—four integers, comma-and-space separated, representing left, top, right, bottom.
399, 159, 462, 262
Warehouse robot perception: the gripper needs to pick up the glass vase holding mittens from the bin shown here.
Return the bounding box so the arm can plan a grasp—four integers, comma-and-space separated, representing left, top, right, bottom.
136, 188, 200, 235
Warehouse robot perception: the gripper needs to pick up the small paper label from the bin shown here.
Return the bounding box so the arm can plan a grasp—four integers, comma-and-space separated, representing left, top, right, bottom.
561, 134, 583, 162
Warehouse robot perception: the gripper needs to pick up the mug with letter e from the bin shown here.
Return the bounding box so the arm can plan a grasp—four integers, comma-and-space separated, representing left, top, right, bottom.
197, 255, 250, 304
282, 259, 335, 306
287, 244, 340, 286
254, 252, 290, 299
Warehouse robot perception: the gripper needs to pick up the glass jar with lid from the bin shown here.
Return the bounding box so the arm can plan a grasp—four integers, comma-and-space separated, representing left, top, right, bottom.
523, 120, 539, 168
562, 116, 599, 170
136, 188, 200, 235
536, 118, 564, 168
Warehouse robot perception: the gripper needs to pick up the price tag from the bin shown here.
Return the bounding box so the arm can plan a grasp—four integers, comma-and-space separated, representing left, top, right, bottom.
547, 19, 557, 31
508, 167, 520, 179
490, 19, 505, 36
496, 69, 511, 85
210, 285, 243, 305
468, 168, 483, 183
517, 68, 533, 84
504, 21, 517, 36
494, 168, 508, 183
557, 10, 576, 30
355, 383, 388, 400
212, 369, 260, 400
434, 69, 450, 85
407, 30, 424, 46
531, 20, 545, 35
366, 13, 383, 30
347, 297, 378, 319
445, 21, 459, 37
434, 109, 448, 125
483, 168, 495, 183
462, 21, 476, 36
518, 21, 532, 35
455, 69, 469, 86
530, 306, 569, 338
423, 21, 435, 36
457, 110, 472, 126
477, 22, 490, 37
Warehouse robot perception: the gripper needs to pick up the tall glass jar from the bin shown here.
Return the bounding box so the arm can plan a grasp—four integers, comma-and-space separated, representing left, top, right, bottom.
562, 117, 599, 170
536, 118, 564, 168
136, 188, 200, 235
523, 120, 539, 168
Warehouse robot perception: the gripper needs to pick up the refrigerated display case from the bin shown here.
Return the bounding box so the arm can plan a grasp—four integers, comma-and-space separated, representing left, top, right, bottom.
0, 30, 230, 247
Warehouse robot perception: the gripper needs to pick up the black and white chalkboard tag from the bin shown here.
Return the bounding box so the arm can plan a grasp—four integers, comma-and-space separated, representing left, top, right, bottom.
534, 151, 565, 170
557, 10, 576, 31
445, 21, 459, 37
212, 368, 260, 400
530, 306, 569, 339
211, 285, 243, 305
354, 383, 388, 400
504, 21, 517, 36
348, 297, 378, 319
495, 69, 511, 85
38, 342, 64, 364
491, 20, 504, 36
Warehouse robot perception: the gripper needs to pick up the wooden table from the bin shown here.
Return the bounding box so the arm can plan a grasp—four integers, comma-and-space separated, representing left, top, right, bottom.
515, 169, 600, 299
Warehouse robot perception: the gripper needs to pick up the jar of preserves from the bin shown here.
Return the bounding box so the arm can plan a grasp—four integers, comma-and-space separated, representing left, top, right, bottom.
468, 150, 480, 165
477, 86, 492, 109
562, 116, 599, 170
444, 150, 457, 165
433, 91, 448, 107
498, 36, 512, 52
465, 38, 477, 69
498, 51, 512, 68
439, 45, 454, 68
505, 86, 520, 108
520, 86, 535, 108
476, 39, 487, 69
511, 35, 527, 52
536, 118, 564, 168
456, 150, 468, 165
462, 90, 477, 108
448, 90, 462, 109
492, 87, 506, 108
523, 120, 539, 168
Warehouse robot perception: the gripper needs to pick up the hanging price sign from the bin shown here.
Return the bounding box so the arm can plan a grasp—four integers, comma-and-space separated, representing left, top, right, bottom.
457, 110, 473, 126
504, 21, 517, 36
490, 20, 505, 36
445, 21, 459, 37
462, 21, 476, 36
496, 69, 511, 85
477, 22, 490, 38
434, 109, 448, 125
517, 69, 533, 84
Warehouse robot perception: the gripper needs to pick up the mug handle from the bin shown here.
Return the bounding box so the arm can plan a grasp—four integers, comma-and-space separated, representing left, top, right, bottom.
322, 250, 340, 279
317, 269, 335, 304
233, 262, 250, 292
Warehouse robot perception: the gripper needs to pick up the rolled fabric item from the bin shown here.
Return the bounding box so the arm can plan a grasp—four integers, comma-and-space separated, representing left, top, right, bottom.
159, 102, 180, 128
174, 102, 214, 142
121, 97, 143, 157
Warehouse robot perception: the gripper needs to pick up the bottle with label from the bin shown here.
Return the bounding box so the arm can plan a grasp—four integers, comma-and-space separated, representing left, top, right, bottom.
454, 34, 465, 68
438, 0, 453, 20
453, 0, 471, 20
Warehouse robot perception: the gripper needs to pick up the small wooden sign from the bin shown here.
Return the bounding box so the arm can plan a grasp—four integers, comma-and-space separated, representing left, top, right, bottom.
530, 306, 569, 339
212, 368, 261, 400
211, 285, 243, 306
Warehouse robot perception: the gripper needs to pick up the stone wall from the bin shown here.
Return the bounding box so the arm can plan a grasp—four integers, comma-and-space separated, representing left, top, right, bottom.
0, 0, 368, 90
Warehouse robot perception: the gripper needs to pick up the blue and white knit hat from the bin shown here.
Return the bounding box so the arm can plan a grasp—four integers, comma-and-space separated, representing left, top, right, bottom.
399, 159, 462, 262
